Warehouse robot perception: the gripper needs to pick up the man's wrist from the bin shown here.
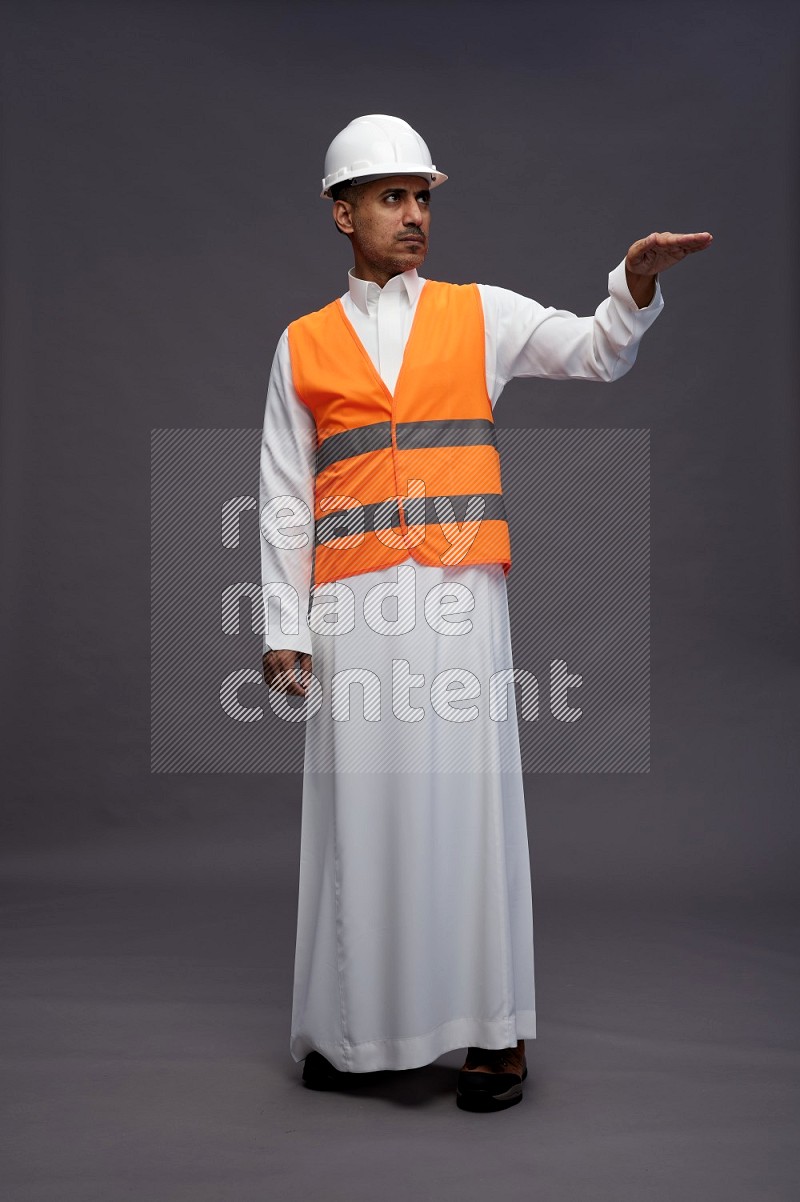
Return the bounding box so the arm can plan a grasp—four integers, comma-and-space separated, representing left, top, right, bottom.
624, 264, 658, 309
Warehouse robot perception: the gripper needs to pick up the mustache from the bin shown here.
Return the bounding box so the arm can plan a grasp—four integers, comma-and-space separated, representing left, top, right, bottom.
397, 228, 426, 240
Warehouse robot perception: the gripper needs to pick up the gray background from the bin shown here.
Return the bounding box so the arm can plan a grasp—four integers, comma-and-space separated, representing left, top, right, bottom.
1, 0, 798, 1198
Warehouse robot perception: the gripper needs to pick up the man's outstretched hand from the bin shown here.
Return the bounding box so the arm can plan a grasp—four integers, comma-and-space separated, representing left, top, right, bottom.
625, 230, 713, 308
262, 649, 313, 697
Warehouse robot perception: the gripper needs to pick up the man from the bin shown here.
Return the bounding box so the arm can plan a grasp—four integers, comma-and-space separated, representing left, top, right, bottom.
259, 114, 711, 1112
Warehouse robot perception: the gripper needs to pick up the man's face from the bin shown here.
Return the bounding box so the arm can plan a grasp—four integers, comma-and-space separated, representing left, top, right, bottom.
332, 174, 432, 284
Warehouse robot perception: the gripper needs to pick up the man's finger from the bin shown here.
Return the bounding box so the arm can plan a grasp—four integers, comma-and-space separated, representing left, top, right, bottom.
653, 231, 713, 249
279, 671, 308, 697
633, 231, 712, 252
270, 667, 307, 696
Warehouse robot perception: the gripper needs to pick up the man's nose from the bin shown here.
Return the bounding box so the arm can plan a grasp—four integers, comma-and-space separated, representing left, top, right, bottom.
402, 198, 425, 227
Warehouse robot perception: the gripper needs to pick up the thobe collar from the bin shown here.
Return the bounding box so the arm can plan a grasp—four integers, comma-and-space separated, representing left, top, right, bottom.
347, 266, 423, 316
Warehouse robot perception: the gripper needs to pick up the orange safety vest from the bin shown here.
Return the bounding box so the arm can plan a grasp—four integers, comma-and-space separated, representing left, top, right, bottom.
287, 279, 511, 585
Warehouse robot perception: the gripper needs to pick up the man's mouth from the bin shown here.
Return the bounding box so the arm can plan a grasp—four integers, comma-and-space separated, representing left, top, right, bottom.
398, 234, 425, 245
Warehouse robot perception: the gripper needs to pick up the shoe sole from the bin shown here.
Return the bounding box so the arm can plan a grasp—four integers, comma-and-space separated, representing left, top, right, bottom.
456, 1083, 524, 1111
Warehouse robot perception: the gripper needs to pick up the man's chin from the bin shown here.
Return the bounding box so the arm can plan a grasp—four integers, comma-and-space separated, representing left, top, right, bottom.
394, 246, 427, 270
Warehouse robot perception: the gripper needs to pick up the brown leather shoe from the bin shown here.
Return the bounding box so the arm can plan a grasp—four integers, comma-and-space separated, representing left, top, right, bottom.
456, 1040, 528, 1111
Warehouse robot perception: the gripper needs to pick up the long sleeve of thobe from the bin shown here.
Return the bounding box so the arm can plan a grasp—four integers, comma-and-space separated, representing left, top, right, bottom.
479, 257, 664, 404
258, 329, 316, 656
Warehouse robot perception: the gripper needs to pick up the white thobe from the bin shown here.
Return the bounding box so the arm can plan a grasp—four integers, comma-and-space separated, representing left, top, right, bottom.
259, 261, 663, 1072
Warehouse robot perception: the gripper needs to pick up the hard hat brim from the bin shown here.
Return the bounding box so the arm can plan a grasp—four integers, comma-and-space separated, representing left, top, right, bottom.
321, 167, 448, 199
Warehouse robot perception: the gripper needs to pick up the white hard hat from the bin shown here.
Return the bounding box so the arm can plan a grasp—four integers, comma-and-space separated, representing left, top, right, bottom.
321, 114, 447, 199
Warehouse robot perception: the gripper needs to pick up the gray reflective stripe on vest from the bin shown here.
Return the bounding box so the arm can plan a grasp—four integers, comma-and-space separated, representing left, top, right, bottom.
315, 492, 508, 546
315, 418, 499, 474
315, 421, 392, 473
396, 418, 498, 452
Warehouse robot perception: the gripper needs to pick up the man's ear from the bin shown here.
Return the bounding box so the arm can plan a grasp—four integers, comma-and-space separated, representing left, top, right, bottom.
332, 199, 354, 237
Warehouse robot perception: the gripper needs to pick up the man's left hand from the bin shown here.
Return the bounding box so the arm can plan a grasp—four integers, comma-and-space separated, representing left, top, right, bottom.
624, 230, 713, 308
